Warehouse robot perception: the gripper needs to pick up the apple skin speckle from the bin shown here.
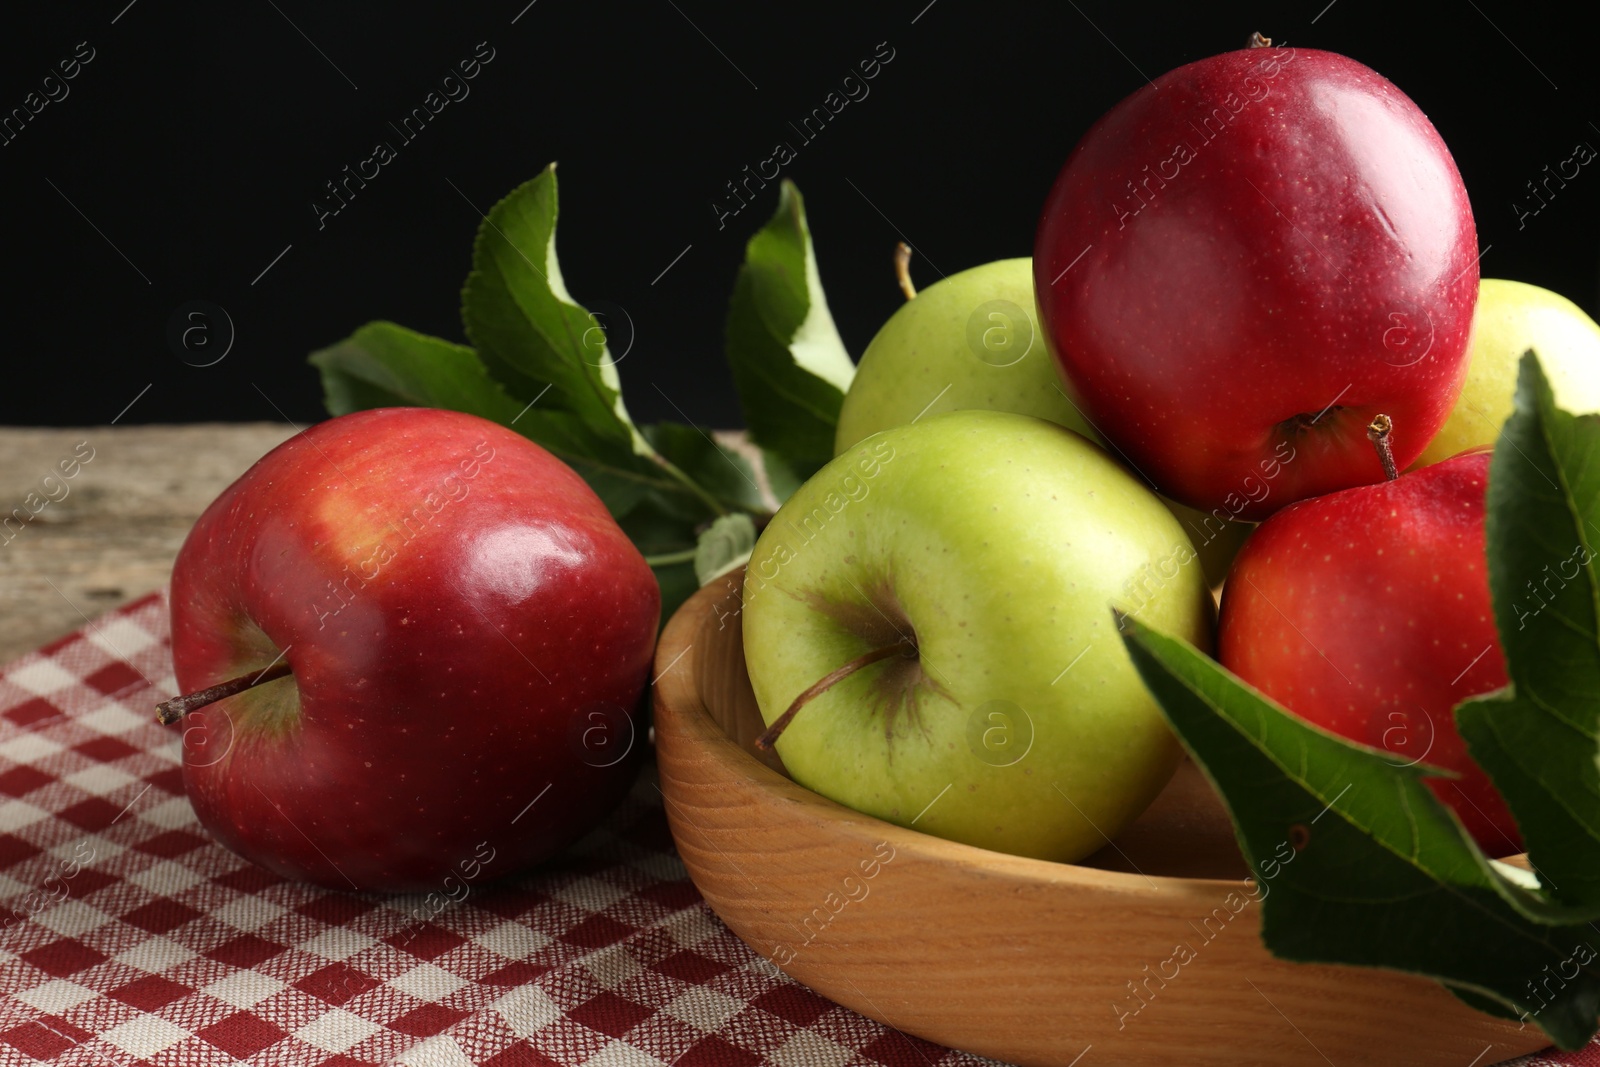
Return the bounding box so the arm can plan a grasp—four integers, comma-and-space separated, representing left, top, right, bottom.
742, 409, 1211, 864
1035, 49, 1476, 518
168, 408, 658, 892
1218, 449, 1516, 852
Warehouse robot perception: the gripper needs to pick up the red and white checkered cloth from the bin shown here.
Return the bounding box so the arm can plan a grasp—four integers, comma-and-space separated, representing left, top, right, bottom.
0, 593, 1593, 1066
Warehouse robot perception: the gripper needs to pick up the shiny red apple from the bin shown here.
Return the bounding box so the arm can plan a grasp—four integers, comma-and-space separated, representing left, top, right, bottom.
1217, 447, 1518, 852
164, 408, 659, 891
1034, 41, 1478, 520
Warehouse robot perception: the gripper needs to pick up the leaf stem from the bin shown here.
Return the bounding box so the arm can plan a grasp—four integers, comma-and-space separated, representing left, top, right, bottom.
644, 548, 698, 567
658, 457, 730, 517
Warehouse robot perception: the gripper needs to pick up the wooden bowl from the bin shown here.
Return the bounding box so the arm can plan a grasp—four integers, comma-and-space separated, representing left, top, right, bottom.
653, 571, 1546, 1067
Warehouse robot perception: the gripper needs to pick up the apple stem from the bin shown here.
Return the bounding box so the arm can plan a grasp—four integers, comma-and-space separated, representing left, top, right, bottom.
1248, 31, 1273, 48
155, 660, 293, 726
1367, 414, 1400, 481
894, 242, 917, 301
754, 638, 917, 752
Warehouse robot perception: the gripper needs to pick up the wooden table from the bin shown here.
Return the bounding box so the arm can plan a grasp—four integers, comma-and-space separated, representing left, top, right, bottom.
0, 424, 295, 663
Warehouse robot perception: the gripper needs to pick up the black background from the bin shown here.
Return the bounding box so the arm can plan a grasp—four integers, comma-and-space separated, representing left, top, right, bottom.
1, 0, 1596, 429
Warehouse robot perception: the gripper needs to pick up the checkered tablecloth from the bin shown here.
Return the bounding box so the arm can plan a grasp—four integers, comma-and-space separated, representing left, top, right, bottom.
0, 592, 987, 1066
0, 592, 1594, 1067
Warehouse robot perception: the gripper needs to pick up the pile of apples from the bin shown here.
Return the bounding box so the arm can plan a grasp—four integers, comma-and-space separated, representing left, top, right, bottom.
741, 39, 1600, 863
157, 37, 1600, 892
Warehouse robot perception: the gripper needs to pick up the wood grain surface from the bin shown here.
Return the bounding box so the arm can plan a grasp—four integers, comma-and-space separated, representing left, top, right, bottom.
0, 424, 294, 663
653, 570, 1549, 1067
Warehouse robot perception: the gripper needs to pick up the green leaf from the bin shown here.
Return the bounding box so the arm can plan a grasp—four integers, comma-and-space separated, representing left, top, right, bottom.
309, 321, 524, 422
461, 164, 637, 458
1447, 982, 1530, 1023
724, 181, 854, 476
306, 320, 714, 536
456, 163, 725, 526
759, 447, 805, 506
643, 422, 768, 515
1119, 617, 1600, 1049
614, 491, 702, 625
1458, 351, 1600, 907
694, 513, 757, 586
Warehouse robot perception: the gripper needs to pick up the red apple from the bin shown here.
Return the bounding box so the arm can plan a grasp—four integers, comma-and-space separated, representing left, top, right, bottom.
1034, 42, 1478, 520
1217, 448, 1518, 852
164, 408, 659, 891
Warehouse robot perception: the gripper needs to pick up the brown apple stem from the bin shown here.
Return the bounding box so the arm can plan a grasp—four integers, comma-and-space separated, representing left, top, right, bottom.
1248, 31, 1273, 48
754, 639, 916, 752
156, 660, 293, 726
894, 242, 917, 301
1367, 414, 1400, 481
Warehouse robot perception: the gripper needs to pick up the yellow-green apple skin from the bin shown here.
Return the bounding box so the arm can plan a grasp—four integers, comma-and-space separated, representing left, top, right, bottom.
1416, 278, 1600, 466
835, 258, 1096, 449
742, 410, 1215, 863
834, 257, 1249, 587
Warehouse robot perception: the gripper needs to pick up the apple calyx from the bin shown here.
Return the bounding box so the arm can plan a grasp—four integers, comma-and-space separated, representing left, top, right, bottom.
1278, 406, 1345, 436
753, 637, 918, 752
1248, 31, 1272, 48
1366, 414, 1400, 481
894, 242, 917, 301
155, 660, 294, 726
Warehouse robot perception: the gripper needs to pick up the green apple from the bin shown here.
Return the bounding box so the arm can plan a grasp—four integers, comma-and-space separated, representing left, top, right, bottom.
834, 257, 1249, 588
742, 410, 1215, 863
1416, 278, 1600, 466
835, 258, 1094, 448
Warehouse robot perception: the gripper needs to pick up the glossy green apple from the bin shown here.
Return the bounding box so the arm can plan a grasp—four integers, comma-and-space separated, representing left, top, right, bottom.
1416, 278, 1600, 466
834, 257, 1250, 587
742, 410, 1215, 863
